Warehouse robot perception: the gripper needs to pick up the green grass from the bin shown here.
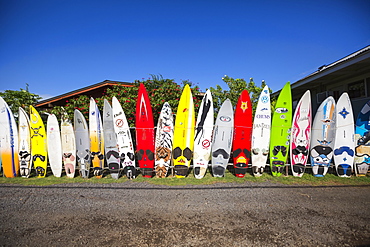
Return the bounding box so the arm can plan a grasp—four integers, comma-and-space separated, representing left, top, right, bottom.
0, 168, 369, 187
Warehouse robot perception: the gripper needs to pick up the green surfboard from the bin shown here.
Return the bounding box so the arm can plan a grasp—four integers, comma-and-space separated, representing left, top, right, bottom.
269, 82, 292, 176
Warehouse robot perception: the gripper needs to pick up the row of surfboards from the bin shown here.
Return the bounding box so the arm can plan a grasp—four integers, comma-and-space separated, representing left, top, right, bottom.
0, 82, 369, 179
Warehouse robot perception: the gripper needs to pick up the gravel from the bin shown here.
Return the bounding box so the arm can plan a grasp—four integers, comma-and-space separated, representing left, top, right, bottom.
0, 181, 369, 246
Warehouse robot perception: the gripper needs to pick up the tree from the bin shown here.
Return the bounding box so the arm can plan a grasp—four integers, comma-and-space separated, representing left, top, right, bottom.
209, 76, 270, 115
0, 85, 42, 118
49, 75, 202, 127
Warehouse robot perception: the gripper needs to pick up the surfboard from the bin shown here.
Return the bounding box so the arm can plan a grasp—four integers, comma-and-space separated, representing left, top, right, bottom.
18, 107, 31, 178
154, 102, 174, 178
269, 82, 292, 177
211, 98, 234, 177
193, 89, 214, 179
61, 111, 76, 178
310, 96, 336, 177
47, 114, 63, 177
136, 83, 155, 178
0, 97, 19, 178
334, 92, 355, 177
103, 99, 120, 179
290, 90, 312, 177
172, 84, 195, 178
354, 100, 370, 176
74, 109, 91, 178
251, 85, 271, 177
112, 96, 136, 179
89, 97, 105, 178
29, 105, 48, 178
232, 90, 253, 178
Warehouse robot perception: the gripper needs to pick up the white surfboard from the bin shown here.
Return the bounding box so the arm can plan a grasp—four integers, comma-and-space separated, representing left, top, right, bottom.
211, 99, 234, 177
193, 90, 214, 179
310, 96, 336, 177
112, 96, 136, 179
0, 97, 19, 178
103, 99, 120, 179
334, 92, 355, 177
251, 85, 271, 177
18, 107, 31, 178
74, 109, 91, 178
290, 90, 312, 177
47, 114, 63, 177
154, 102, 174, 178
61, 111, 76, 178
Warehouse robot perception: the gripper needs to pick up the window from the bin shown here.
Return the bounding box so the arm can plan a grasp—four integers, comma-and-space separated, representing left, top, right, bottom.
348, 80, 365, 98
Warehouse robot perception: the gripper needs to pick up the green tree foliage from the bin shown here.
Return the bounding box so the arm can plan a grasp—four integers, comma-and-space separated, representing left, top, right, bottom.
0, 86, 42, 117
209, 76, 270, 115
49, 75, 202, 127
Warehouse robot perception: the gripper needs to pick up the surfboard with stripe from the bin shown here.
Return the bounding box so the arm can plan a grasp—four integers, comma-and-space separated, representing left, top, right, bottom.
0, 97, 19, 178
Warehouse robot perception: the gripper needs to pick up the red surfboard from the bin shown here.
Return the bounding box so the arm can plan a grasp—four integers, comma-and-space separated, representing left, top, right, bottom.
135, 83, 155, 178
233, 90, 253, 177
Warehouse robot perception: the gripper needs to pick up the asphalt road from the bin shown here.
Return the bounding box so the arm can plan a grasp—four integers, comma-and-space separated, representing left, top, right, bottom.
0, 182, 369, 246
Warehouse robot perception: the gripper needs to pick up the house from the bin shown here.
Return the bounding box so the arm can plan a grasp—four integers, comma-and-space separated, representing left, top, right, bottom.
35, 80, 132, 109
273, 45, 370, 116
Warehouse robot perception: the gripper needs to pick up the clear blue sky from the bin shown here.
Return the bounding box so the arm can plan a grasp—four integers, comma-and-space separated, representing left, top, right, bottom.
1, 0, 369, 99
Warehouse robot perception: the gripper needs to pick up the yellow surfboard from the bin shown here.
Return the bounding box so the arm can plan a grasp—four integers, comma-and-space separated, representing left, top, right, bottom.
30, 105, 48, 178
172, 84, 195, 178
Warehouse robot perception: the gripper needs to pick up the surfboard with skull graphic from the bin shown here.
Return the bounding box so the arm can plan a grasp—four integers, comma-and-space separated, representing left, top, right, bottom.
30, 105, 48, 178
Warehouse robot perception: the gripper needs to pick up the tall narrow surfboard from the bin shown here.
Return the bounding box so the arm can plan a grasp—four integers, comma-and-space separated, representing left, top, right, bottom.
30, 105, 48, 178
47, 114, 63, 177
18, 107, 31, 178
103, 99, 120, 179
172, 84, 195, 178
89, 97, 105, 178
290, 90, 312, 177
74, 109, 91, 178
211, 99, 234, 177
251, 85, 271, 177
112, 96, 136, 179
269, 82, 292, 177
193, 89, 214, 179
154, 102, 174, 178
136, 83, 155, 178
61, 111, 76, 178
233, 90, 253, 178
354, 100, 370, 176
334, 92, 355, 177
310, 96, 336, 177
0, 97, 19, 178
